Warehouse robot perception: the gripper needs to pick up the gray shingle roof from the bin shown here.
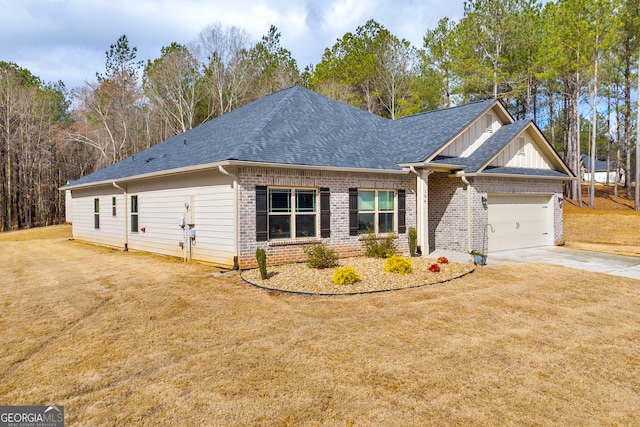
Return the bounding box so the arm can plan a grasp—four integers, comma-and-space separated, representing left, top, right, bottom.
461, 119, 531, 173
65, 86, 569, 188
389, 98, 498, 164
580, 154, 614, 172
482, 167, 570, 178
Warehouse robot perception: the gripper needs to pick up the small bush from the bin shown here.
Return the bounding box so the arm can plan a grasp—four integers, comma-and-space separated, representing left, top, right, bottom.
332, 266, 360, 285
304, 242, 338, 269
384, 255, 413, 274
408, 227, 418, 257
437, 256, 449, 264
255, 248, 267, 280
362, 232, 397, 258
428, 263, 441, 273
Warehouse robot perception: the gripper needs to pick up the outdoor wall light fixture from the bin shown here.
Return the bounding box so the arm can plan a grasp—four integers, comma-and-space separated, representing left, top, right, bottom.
558, 196, 563, 207
481, 195, 488, 210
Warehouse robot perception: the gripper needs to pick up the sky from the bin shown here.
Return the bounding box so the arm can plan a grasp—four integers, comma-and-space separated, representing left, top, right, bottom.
0, 0, 464, 90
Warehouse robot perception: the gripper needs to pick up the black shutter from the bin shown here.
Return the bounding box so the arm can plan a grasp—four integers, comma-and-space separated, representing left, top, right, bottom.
320, 187, 331, 238
256, 186, 268, 241
349, 188, 358, 236
397, 189, 406, 234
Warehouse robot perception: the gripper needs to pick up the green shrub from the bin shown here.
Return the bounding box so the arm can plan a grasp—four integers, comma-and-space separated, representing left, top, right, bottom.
362, 232, 397, 258
255, 248, 267, 280
304, 242, 338, 269
384, 255, 413, 274
408, 227, 418, 257
332, 266, 360, 285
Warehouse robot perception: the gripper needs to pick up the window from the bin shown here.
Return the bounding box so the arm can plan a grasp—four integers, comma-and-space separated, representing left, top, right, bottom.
94, 198, 100, 229
130, 195, 138, 233
112, 197, 117, 217
268, 188, 317, 239
357, 190, 395, 234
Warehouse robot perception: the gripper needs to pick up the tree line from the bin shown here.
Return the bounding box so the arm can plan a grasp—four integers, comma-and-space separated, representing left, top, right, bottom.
1, 0, 639, 231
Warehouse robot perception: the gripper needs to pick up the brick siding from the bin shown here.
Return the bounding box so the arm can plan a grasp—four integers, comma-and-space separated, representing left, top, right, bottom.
237, 167, 416, 269
428, 172, 564, 253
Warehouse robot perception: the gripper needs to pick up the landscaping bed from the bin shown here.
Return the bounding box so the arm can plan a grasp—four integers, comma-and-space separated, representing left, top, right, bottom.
241, 256, 475, 295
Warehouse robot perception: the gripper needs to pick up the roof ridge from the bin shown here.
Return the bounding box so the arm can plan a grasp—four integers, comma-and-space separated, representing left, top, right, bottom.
232, 86, 299, 160
398, 98, 497, 121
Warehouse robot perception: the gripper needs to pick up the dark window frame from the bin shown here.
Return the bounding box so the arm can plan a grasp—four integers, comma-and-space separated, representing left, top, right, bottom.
130, 195, 139, 233
94, 198, 100, 229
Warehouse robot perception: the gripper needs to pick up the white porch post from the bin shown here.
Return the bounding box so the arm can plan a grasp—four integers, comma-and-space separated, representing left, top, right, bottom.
416, 170, 432, 255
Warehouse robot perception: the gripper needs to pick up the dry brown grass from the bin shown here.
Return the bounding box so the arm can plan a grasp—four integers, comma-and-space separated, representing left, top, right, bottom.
564, 183, 640, 256
1, 223, 639, 425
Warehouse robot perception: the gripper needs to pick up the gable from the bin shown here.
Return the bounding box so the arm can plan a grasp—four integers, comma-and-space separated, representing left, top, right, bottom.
489, 132, 552, 170
439, 111, 506, 158
428, 101, 514, 161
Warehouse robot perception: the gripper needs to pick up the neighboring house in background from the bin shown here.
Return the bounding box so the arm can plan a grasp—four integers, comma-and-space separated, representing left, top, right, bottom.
580, 153, 625, 184
61, 86, 575, 269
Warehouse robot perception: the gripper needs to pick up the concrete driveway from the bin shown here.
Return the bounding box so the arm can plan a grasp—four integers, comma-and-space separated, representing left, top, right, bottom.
455, 246, 640, 280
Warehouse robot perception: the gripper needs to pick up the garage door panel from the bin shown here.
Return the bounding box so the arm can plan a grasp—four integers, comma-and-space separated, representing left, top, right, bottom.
487, 195, 553, 252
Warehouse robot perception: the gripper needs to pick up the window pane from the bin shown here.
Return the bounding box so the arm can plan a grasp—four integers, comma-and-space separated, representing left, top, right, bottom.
296, 190, 316, 212
378, 191, 394, 211
131, 214, 138, 233
131, 196, 138, 213
358, 213, 375, 234
358, 191, 375, 211
296, 214, 316, 238
269, 189, 291, 212
94, 198, 99, 213
269, 215, 291, 239
379, 212, 394, 233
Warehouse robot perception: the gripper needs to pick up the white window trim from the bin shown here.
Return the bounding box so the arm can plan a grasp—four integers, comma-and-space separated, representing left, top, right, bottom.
130, 195, 139, 233
268, 187, 318, 240
357, 189, 396, 235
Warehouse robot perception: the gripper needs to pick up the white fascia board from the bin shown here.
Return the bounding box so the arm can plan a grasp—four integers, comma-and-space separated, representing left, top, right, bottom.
459, 171, 576, 181
59, 160, 233, 191
228, 160, 409, 175
60, 160, 410, 191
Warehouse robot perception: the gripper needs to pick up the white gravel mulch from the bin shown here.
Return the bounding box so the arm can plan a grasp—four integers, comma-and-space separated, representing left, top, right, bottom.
241, 256, 476, 295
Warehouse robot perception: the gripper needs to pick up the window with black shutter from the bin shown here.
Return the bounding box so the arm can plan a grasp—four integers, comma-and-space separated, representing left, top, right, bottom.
397, 189, 406, 234
349, 188, 358, 236
255, 186, 268, 241
320, 187, 330, 238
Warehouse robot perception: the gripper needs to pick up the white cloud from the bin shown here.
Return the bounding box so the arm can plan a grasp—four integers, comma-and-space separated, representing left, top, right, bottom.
0, 0, 463, 89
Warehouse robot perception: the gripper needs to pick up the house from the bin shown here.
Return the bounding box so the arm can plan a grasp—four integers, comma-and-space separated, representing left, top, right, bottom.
62, 86, 575, 269
580, 153, 624, 184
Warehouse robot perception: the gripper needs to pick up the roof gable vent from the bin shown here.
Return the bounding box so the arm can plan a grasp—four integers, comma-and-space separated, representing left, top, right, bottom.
485, 114, 493, 133
517, 137, 526, 156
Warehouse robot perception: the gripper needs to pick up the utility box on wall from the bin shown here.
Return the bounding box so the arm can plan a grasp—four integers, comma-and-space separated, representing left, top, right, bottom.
184, 195, 195, 225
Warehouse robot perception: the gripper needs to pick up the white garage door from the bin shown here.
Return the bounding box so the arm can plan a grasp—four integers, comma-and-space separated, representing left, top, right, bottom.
487, 194, 553, 252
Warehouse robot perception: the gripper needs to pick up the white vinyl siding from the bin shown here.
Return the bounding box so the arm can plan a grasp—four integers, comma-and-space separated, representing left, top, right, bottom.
70, 171, 236, 268
72, 189, 126, 249
126, 173, 235, 267
489, 133, 552, 170
440, 112, 502, 158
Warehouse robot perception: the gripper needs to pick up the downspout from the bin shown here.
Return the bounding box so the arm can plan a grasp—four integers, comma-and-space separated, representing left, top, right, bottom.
113, 181, 128, 251
459, 174, 472, 253
219, 165, 240, 270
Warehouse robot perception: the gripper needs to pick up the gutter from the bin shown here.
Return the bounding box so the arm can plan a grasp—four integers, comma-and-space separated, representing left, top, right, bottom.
61, 160, 411, 191
462, 172, 576, 181
112, 181, 128, 251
